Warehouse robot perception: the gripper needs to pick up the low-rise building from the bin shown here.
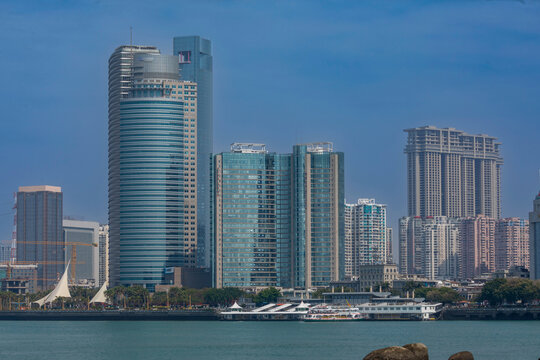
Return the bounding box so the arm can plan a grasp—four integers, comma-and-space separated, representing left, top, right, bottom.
331, 264, 399, 291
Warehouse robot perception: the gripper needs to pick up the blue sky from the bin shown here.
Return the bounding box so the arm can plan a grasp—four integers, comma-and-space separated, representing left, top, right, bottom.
0, 0, 539, 247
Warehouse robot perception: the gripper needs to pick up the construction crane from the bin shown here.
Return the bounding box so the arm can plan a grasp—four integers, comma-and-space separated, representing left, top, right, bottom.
66, 242, 98, 282
11, 241, 97, 282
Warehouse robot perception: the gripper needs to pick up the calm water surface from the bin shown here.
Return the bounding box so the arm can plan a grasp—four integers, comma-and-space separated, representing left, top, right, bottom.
0, 321, 539, 360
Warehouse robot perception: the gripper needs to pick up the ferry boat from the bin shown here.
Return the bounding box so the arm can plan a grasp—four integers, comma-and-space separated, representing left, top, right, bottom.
304, 306, 367, 321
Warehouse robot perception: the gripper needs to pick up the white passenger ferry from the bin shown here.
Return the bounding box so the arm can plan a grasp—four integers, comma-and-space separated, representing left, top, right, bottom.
304, 305, 367, 321
305, 302, 441, 321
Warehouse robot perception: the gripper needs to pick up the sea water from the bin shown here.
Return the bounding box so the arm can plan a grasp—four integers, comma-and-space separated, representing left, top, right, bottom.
0, 321, 538, 360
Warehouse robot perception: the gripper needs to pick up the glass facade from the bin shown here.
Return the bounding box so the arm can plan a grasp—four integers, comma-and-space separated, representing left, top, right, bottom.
16, 187, 64, 291
213, 144, 344, 289
63, 220, 99, 286
116, 98, 185, 289
173, 36, 213, 269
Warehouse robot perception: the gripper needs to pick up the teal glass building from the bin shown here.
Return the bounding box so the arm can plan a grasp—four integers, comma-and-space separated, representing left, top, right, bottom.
212, 143, 344, 289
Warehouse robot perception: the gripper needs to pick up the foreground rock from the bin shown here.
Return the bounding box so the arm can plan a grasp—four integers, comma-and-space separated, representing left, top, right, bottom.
448, 351, 474, 360
363, 344, 424, 360
403, 343, 429, 360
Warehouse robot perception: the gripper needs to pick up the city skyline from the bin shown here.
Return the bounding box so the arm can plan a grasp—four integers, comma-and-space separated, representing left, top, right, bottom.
1, 1, 540, 256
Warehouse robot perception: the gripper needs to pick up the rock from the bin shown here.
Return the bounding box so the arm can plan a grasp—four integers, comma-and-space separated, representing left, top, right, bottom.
403, 343, 429, 360
363, 346, 418, 360
448, 351, 474, 360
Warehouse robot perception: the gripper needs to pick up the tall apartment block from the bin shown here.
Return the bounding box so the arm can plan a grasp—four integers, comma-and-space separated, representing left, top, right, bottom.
530, 191, 540, 279
459, 215, 496, 279
63, 220, 99, 287
344, 199, 388, 279
108, 49, 198, 289
108, 45, 159, 287
399, 216, 460, 280
386, 227, 393, 264
16, 186, 64, 290
173, 36, 213, 269
98, 224, 109, 286
404, 126, 503, 218
212, 142, 344, 289
495, 218, 529, 271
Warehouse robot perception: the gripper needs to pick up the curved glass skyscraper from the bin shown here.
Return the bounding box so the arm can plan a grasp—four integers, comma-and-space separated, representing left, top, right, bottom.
117, 98, 184, 287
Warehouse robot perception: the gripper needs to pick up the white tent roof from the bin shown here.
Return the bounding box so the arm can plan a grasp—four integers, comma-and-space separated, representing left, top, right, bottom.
90, 282, 109, 304
34, 260, 71, 306
229, 301, 242, 309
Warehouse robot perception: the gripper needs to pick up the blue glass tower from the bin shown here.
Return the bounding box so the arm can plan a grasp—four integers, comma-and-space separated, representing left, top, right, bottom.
212, 143, 344, 289
173, 36, 213, 269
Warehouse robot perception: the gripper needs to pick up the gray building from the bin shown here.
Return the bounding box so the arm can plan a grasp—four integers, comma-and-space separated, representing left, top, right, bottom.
173, 36, 213, 269
63, 220, 99, 287
404, 126, 503, 219
16, 186, 64, 290
98, 224, 109, 286
531, 191, 540, 280
108, 45, 160, 287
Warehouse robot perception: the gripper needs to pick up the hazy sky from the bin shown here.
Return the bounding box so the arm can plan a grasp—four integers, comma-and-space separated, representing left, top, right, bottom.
1, 0, 539, 248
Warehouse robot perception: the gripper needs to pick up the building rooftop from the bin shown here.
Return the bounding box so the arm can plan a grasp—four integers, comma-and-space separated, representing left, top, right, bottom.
230, 143, 267, 154
18, 185, 61, 193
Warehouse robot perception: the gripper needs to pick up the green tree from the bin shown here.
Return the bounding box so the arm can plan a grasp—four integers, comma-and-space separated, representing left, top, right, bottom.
151, 292, 168, 306
254, 287, 282, 304
424, 287, 462, 304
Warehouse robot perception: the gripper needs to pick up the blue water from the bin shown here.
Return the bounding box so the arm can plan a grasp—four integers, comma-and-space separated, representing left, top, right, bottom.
0, 321, 538, 360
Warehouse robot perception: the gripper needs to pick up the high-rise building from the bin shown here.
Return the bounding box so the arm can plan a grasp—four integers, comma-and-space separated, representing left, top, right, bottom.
404, 126, 503, 218
212, 142, 344, 289
495, 218, 529, 271
344, 199, 388, 279
529, 191, 540, 280
63, 220, 99, 287
459, 215, 496, 279
16, 185, 64, 290
98, 224, 109, 286
0, 240, 11, 263
398, 216, 460, 280
108, 45, 160, 287
173, 36, 213, 269
386, 227, 393, 264
108, 45, 200, 289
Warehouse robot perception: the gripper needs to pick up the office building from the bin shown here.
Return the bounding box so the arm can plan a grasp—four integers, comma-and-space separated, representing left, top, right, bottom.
530, 191, 540, 279
98, 225, 109, 286
63, 220, 99, 287
108, 45, 160, 287
399, 216, 460, 280
173, 36, 213, 268
495, 218, 529, 271
16, 185, 64, 290
404, 126, 503, 218
110, 51, 199, 289
345, 199, 388, 278
212, 142, 344, 289
459, 215, 496, 279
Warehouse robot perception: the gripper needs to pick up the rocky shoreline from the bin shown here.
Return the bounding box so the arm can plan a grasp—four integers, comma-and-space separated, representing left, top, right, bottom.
363, 343, 474, 360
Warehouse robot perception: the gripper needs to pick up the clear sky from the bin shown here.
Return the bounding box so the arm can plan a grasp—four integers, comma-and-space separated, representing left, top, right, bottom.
1, 0, 539, 250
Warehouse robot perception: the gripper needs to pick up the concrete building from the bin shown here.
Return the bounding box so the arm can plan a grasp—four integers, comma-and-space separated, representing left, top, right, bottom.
399, 216, 460, 280
212, 142, 344, 289
459, 215, 496, 279
173, 36, 213, 269
386, 227, 393, 264
530, 191, 540, 280
344, 199, 388, 278
98, 225, 109, 286
495, 218, 529, 271
63, 220, 99, 287
404, 126, 503, 219
0, 264, 38, 294
108, 45, 160, 287
332, 264, 399, 291
16, 185, 64, 290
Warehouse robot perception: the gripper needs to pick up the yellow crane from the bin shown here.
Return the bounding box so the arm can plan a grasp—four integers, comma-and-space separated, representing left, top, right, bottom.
12, 241, 97, 282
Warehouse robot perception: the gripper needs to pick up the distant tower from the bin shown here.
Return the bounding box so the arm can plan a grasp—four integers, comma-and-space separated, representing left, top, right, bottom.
173, 36, 213, 269
16, 186, 64, 290
404, 126, 503, 218
530, 191, 540, 279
